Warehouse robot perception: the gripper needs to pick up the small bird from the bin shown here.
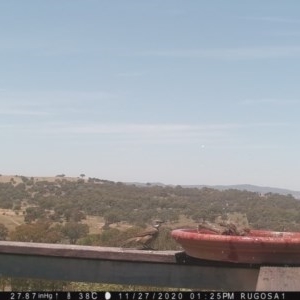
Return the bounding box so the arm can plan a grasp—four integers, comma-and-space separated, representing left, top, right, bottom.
122, 220, 164, 250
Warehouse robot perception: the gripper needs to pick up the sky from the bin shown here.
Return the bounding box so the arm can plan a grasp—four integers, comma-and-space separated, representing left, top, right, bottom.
1, 1, 300, 190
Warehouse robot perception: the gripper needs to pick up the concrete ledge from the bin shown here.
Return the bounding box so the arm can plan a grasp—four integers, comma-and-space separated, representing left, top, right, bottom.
256, 266, 300, 291
0, 241, 259, 290
0, 241, 177, 263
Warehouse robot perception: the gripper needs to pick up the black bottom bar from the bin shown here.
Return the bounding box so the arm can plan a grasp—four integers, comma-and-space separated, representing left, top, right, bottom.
4, 292, 298, 300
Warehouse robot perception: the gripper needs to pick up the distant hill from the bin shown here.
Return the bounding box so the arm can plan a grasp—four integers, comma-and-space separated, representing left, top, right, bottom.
2, 175, 300, 199
188, 184, 300, 199
130, 182, 300, 199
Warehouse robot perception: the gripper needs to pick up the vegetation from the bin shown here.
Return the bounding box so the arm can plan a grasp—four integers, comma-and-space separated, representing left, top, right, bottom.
1, 175, 300, 290
1, 177, 300, 241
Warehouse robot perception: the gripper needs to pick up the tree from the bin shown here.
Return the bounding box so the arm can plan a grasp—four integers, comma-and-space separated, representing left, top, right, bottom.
24, 207, 46, 223
61, 222, 89, 244
0, 224, 8, 240
103, 211, 121, 227
10, 222, 63, 243
64, 209, 86, 222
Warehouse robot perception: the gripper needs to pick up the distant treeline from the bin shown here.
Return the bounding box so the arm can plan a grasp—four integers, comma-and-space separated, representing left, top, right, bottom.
0, 176, 299, 232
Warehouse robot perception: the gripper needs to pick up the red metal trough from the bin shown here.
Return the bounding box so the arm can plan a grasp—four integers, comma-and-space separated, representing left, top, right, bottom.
171, 229, 300, 264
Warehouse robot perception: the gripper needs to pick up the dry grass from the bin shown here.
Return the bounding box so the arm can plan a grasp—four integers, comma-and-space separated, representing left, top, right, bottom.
82, 215, 105, 234
0, 207, 196, 238
0, 176, 24, 184
82, 217, 142, 235
170, 214, 196, 229
0, 175, 83, 184
0, 209, 24, 232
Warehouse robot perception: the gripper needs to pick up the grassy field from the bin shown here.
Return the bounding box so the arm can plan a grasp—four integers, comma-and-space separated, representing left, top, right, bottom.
82, 215, 105, 234
0, 209, 24, 232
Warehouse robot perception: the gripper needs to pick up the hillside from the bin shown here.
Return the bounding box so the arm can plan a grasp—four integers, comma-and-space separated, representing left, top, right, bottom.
0, 174, 299, 239
129, 181, 300, 199
187, 184, 300, 199
2, 175, 299, 198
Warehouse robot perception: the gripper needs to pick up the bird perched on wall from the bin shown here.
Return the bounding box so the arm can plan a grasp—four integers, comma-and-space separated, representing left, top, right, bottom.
122, 220, 164, 250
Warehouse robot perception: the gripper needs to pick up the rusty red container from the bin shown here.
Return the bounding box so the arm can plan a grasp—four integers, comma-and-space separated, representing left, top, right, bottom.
171, 229, 300, 264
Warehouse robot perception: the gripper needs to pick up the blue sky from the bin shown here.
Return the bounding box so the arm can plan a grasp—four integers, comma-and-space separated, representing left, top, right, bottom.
1, 1, 300, 190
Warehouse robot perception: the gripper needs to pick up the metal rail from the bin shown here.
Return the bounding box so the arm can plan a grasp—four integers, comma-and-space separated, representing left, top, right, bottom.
0, 241, 261, 290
